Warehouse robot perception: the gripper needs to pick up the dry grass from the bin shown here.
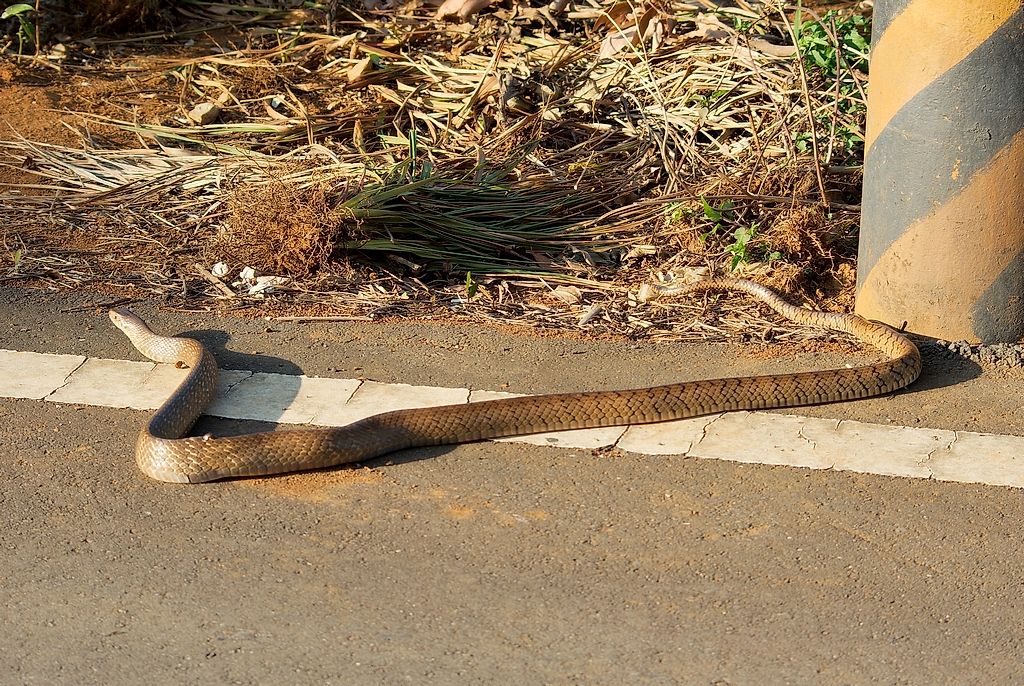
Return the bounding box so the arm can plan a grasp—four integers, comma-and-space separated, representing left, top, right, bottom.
1, 0, 873, 341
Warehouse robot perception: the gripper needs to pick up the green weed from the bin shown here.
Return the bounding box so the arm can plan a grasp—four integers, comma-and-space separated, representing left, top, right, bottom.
699, 197, 735, 242
726, 225, 755, 270
2, 2, 34, 54
691, 197, 785, 270
796, 10, 869, 77
725, 224, 782, 270
664, 202, 684, 224
794, 8, 871, 157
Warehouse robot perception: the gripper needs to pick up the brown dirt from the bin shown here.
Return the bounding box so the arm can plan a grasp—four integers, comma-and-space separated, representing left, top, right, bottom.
0, 68, 74, 185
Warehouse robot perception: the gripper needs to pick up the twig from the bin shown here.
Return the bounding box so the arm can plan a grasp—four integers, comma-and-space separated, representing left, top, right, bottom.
778, 6, 828, 205
274, 315, 374, 321
194, 263, 236, 298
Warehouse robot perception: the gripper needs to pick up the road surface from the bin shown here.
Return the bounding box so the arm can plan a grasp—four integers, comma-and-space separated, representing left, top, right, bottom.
3, 286, 1024, 685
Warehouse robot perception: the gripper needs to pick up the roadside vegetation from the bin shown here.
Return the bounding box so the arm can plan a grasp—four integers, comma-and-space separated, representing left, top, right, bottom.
0, 0, 873, 341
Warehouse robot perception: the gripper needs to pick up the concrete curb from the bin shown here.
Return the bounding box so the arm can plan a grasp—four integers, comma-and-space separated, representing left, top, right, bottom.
3, 348, 1023, 488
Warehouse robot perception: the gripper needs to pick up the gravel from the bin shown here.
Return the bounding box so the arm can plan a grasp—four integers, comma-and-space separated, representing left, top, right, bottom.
923, 339, 1024, 368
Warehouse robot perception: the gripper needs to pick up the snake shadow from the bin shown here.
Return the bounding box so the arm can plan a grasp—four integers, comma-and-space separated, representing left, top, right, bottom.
180, 326, 305, 437
905, 339, 983, 393
179, 327, 460, 473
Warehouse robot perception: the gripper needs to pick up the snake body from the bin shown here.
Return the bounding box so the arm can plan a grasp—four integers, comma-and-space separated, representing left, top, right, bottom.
109, 279, 921, 483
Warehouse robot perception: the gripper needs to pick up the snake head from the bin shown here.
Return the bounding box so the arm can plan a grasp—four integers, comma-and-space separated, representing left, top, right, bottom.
109, 307, 161, 356
109, 307, 147, 331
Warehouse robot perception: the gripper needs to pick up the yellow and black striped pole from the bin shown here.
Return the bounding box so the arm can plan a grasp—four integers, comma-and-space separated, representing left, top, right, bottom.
856, 2, 1024, 343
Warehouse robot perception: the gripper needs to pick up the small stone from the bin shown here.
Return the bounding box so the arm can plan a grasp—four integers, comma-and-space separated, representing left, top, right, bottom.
187, 101, 222, 125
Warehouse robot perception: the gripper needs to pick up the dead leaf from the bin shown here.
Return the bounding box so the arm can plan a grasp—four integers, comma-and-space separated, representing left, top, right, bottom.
347, 56, 375, 86
264, 97, 292, 120
281, 9, 320, 25
598, 7, 665, 59
551, 285, 582, 305
644, 14, 674, 50
578, 303, 602, 326
681, 12, 732, 41
593, 1, 634, 33
477, 73, 502, 100
436, 0, 494, 20
599, 25, 640, 59
748, 37, 797, 57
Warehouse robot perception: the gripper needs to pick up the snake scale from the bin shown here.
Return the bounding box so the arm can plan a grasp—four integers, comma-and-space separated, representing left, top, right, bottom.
109, 278, 921, 483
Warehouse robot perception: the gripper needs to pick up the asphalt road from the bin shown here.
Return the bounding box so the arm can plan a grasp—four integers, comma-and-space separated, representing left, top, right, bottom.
3, 286, 1024, 685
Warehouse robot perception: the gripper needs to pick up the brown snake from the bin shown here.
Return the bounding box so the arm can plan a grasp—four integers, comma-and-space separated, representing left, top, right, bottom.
109, 278, 921, 483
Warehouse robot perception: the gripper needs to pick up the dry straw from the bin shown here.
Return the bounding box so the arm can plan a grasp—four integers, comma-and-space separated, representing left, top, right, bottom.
1, 0, 868, 341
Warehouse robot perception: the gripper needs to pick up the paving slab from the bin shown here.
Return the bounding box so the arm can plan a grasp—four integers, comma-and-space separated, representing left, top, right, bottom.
928, 431, 1024, 488
47, 357, 161, 408
208, 371, 359, 424
6, 350, 1024, 490
618, 415, 721, 455
691, 411, 835, 469
0, 349, 85, 400
810, 419, 952, 479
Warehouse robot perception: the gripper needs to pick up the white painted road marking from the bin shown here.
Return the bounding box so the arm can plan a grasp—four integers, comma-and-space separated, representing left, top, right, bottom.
3, 348, 1023, 488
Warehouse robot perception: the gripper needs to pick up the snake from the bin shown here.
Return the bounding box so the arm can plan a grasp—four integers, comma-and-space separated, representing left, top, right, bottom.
109, 278, 921, 483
